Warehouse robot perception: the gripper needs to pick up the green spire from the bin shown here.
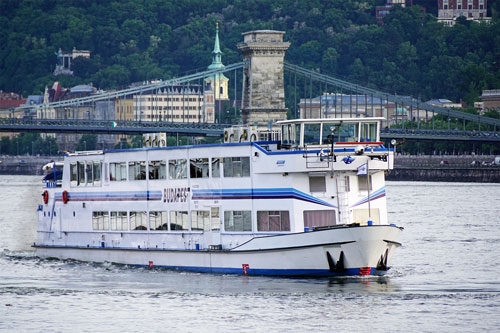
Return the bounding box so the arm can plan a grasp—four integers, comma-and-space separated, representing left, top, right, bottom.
208, 22, 224, 70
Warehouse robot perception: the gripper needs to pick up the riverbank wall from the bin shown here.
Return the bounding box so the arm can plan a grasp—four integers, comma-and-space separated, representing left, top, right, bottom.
0, 155, 63, 175
387, 155, 500, 183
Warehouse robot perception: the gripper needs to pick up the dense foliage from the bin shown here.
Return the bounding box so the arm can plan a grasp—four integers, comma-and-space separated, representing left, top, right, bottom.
1, 0, 499, 107
0, 133, 58, 156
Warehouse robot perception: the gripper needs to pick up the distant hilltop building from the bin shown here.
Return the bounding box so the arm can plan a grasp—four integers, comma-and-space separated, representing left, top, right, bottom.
376, 0, 414, 24
480, 90, 500, 112
438, 0, 490, 26
54, 47, 90, 76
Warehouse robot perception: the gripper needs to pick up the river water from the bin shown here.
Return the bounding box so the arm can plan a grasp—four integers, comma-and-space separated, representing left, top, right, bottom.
1, 176, 499, 332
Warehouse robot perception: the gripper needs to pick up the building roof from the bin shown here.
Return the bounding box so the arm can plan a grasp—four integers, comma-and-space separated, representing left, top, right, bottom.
70, 84, 94, 93
0, 99, 26, 109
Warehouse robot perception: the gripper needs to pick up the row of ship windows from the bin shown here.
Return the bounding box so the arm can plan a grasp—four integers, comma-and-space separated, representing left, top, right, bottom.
70, 157, 250, 186
91, 209, 290, 232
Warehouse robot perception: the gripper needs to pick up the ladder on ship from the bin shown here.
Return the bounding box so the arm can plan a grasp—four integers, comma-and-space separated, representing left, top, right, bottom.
336, 174, 351, 225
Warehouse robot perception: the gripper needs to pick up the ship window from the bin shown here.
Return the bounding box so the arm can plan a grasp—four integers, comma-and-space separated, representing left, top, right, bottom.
303, 123, 321, 145
70, 163, 77, 187
257, 211, 290, 231
110, 162, 127, 181
282, 124, 297, 145
86, 162, 93, 185
211, 207, 220, 231
211, 158, 221, 178
170, 211, 188, 231
338, 123, 358, 142
149, 160, 166, 180
78, 161, 85, 185
224, 211, 252, 232
303, 210, 336, 228
223, 157, 250, 177
309, 176, 326, 192
191, 210, 210, 231
129, 161, 146, 181
360, 123, 377, 142
149, 211, 168, 230
321, 123, 340, 144
130, 211, 147, 230
110, 211, 128, 231
169, 159, 187, 179
93, 161, 102, 186
92, 211, 109, 230
190, 158, 209, 178
358, 175, 372, 191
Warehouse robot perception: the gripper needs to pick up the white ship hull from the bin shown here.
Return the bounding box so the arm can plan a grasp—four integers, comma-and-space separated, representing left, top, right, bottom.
35, 225, 401, 276
36, 117, 402, 277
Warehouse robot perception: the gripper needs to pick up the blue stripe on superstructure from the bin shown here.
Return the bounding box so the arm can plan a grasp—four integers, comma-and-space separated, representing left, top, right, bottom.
192, 188, 336, 208
56, 190, 162, 202
351, 187, 386, 207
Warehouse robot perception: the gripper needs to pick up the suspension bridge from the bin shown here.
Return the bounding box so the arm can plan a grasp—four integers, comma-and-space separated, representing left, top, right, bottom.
3, 30, 500, 144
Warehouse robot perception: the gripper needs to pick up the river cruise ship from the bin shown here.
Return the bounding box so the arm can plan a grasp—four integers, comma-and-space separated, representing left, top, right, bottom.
35, 117, 402, 277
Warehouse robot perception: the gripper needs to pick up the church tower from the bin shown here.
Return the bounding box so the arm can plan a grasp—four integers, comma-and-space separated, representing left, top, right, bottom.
204, 22, 229, 123
205, 22, 229, 100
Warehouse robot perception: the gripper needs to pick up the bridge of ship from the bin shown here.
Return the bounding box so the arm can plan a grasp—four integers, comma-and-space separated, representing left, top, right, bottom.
4, 61, 500, 143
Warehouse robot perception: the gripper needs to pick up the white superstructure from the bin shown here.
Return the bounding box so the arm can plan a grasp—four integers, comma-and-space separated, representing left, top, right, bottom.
35, 117, 402, 277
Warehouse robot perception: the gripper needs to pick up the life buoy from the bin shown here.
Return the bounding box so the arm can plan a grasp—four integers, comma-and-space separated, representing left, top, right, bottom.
62, 190, 69, 204
224, 130, 229, 142
42, 190, 49, 204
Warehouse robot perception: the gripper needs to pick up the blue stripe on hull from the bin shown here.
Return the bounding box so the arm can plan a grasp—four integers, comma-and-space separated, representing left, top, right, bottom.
131, 264, 381, 277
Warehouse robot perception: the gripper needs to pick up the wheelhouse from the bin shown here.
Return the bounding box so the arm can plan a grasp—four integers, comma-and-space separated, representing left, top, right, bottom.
278, 117, 383, 148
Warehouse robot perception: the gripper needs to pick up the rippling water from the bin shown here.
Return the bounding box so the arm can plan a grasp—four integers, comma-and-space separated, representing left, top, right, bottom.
1, 176, 499, 332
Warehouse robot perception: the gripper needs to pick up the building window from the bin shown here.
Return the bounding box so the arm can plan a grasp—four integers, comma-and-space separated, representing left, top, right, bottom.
191, 210, 210, 231
130, 211, 147, 230
110, 162, 127, 181
224, 211, 252, 232
110, 211, 128, 231
149, 160, 166, 180
129, 161, 146, 180
223, 157, 250, 177
92, 211, 109, 230
169, 159, 187, 179
257, 211, 290, 231
170, 211, 188, 230
149, 211, 168, 230
309, 175, 326, 192
190, 158, 209, 178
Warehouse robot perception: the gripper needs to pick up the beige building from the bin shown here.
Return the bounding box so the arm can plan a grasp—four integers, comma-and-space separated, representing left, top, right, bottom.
133, 86, 209, 122
480, 90, 500, 112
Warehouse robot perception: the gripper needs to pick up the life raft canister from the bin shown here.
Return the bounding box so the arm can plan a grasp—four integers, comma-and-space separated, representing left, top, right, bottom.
62, 190, 69, 204
42, 190, 49, 204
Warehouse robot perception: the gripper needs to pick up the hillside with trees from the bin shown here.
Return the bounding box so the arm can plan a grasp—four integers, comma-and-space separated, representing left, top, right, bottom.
1, 0, 500, 107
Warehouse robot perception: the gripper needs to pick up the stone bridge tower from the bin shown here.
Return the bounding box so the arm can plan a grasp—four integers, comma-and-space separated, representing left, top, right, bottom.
237, 30, 290, 125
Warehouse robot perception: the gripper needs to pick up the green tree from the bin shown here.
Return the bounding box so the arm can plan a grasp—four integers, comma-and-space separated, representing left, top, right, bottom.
75, 134, 97, 151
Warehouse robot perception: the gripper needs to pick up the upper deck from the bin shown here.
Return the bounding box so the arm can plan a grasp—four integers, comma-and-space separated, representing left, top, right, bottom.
276, 117, 384, 149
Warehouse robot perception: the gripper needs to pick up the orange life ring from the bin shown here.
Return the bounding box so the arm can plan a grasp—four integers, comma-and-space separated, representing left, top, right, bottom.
62, 190, 69, 204
42, 190, 49, 204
